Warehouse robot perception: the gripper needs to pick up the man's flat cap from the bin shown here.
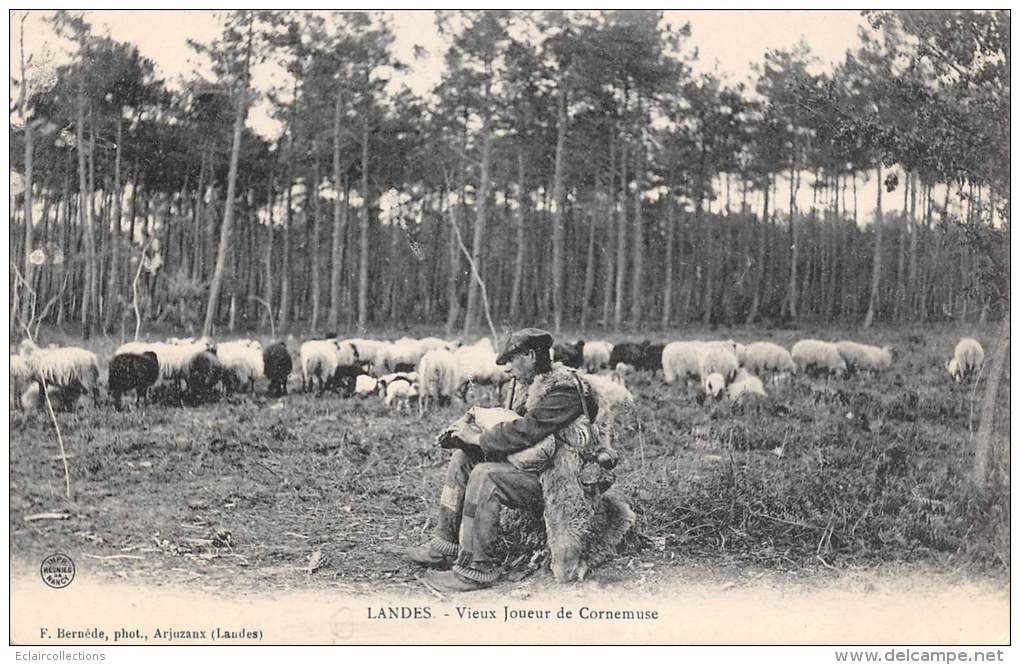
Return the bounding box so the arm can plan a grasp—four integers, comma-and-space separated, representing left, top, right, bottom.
496, 328, 554, 365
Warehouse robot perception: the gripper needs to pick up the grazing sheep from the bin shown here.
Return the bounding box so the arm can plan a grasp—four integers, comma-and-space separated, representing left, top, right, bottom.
263, 342, 293, 397
582, 371, 636, 407
185, 351, 224, 405
703, 372, 726, 399
417, 349, 460, 414
610, 362, 632, 388
639, 342, 665, 373
553, 340, 585, 369
217, 339, 265, 394
21, 342, 101, 405
662, 341, 705, 386
454, 345, 508, 403
376, 338, 424, 374
947, 338, 985, 383
10, 353, 32, 410
699, 345, 739, 384
344, 338, 386, 373
836, 341, 893, 374
582, 341, 613, 373
300, 340, 340, 395
744, 342, 797, 375
20, 381, 85, 412
705, 340, 747, 366
384, 377, 419, 413
609, 342, 647, 369
108, 351, 160, 409
726, 368, 766, 404
117, 338, 212, 392
792, 339, 847, 377
354, 374, 380, 397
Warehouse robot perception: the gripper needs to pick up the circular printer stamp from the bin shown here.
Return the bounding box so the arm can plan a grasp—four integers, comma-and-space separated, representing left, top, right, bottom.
40, 553, 75, 589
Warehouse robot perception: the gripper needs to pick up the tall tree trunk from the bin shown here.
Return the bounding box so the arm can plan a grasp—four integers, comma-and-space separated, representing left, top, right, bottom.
786, 166, 799, 320
464, 84, 495, 339
550, 85, 567, 334
310, 144, 322, 331
863, 164, 883, 328
261, 181, 274, 330
913, 172, 922, 320
357, 110, 371, 330
76, 68, 97, 339
893, 172, 909, 322
629, 128, 644, 329
18, 15, 34, 320
103, 114, 123, 332
509, 147, 527, 321
580, 195, 598, 331
328, 91, 345, 330
279, 176, 292, 331
612, 140, 628, 333
661, 181, 676, 329
745, 175, 770, 325
203, 16, 252, 337
600, 131, 617, 326
973, 314, 1009, 485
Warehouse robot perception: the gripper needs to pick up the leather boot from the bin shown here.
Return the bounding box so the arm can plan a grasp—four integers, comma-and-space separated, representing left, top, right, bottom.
404, 544, 455, 569
423, 569, 493, 593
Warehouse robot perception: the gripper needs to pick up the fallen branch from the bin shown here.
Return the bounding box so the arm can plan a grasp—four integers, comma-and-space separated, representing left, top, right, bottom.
24, 511, 70, 522
83, 553, 145, 561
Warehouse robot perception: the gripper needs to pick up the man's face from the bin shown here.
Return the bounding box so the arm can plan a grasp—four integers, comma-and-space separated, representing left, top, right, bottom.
506, 350, 538, 384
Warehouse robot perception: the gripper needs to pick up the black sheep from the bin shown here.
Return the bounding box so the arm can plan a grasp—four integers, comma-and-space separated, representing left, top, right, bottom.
108, 351, 160, 409
263, 342, 293, 397
553, 340, 585, 368
640, 343, 666, 373
609, 341, 648, 368
328, 362, 369, 397
185, 351, 224, 405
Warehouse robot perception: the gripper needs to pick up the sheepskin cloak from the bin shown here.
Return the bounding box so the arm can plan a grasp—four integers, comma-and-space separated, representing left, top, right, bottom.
518, 365, 636, 582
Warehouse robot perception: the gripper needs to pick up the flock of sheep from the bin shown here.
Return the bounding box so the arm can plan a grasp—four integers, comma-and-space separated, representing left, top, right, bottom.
9, 331, 985, 416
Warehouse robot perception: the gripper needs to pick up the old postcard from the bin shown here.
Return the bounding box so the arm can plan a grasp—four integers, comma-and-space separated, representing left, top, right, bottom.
8, 8, 1010, 651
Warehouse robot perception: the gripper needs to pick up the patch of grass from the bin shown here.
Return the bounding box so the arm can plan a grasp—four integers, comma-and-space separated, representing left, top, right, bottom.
9, 323, 1008, 592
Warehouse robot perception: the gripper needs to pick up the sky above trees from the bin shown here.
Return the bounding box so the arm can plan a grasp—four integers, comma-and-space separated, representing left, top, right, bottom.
12, 10, 867, 140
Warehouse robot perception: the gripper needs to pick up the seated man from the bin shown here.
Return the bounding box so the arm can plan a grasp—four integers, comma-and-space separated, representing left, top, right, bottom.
406, 328, 598, 592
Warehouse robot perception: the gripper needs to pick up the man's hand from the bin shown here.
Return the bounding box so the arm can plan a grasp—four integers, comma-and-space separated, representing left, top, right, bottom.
449, 419, 481, 446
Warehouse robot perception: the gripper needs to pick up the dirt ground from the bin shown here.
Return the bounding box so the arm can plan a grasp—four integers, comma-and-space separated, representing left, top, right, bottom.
8, 324, 1009, 644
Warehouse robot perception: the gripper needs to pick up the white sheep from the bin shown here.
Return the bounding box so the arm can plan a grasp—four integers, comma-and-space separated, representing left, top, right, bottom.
116, 339, 210, 390
582, 341, 613, 373
10, 354, 32, 410
662, 341, 705, 385
705, 340, 747, 366
726, 368, 767, 404
743, 342, 797, 375
354, 374, 380, 397
836, 341, 893, 374
947, 337, 985, 383
384, 378, 419, 413
345, 338, 386, 372
375, 338, 424, 373
703, 372, 726, 399
419, 337, 458, 354
21, 342, 101, 405
791, 339, 847, 377
454, 346, 508, 403
611, 362, 632, 388
417, 349, 460, 415
699, 344, 739, 384
583, 371, 635, 406
300, 339, 340, 395
217, 339, 264, 393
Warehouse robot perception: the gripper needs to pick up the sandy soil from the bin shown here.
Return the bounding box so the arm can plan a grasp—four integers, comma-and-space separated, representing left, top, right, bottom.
11, 558, 1008, 645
